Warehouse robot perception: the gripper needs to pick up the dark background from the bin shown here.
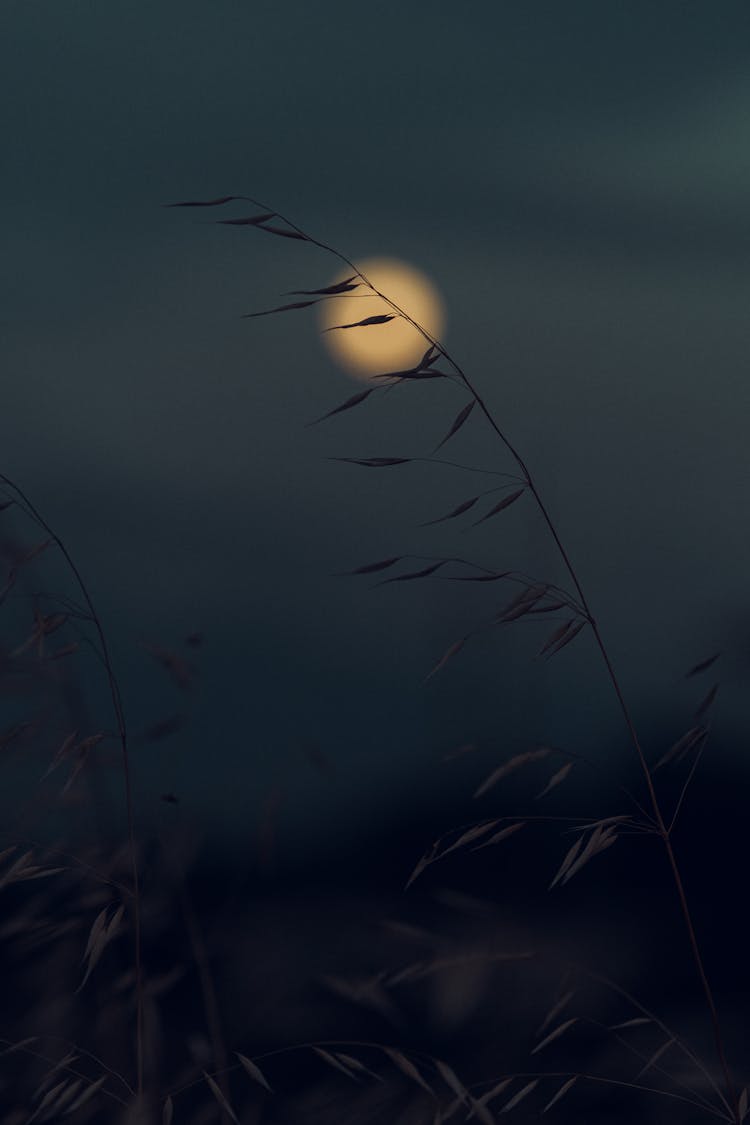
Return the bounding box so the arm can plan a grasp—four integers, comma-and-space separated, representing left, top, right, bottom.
3, 1, 750, 852
2, 4, 750, 1120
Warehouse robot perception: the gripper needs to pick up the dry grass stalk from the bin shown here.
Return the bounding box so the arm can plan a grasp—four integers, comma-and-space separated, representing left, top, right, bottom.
168, 193, 746, 1122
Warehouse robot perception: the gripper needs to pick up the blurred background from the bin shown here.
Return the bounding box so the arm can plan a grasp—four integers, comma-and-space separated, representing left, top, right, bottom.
2, 2, 750, 1120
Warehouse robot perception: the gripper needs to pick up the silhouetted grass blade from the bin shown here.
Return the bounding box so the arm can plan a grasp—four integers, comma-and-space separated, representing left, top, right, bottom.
544, 619, 586, 657
259, 224, 308, 240
203, 1072, 239, 1123
287, 277, 359, 295
694, 683, 719, 719
331, 457, 412, 467
685, 652, 721, 678
473, 488, 525, 525
242, 300, 319, 319
543, 1077, 577, 1113
215, 213, 276, 226
237, 1053, 273, 1093
378, 561, 445, 586
434, 401, 475, 452
324, 315, 396, 331
344, 556, 404, 575
308, 388, 376, 426
421, 497, 479, 527
165, 196, 251, 207
501, 1079, 538, 1113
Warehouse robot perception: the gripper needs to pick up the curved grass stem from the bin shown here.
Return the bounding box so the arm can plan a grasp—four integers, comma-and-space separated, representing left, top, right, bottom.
0, 474, 144, 1100
186, 194, 738, 1121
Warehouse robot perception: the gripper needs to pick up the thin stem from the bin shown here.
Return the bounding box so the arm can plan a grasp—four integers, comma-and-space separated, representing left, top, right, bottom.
465, 383, 737, 1118
583, 1016, 725, 1118
667, 742, 706, 836
165, 813, 230, 1119
575, 964, 733, 1117
0, 475, 145, 1099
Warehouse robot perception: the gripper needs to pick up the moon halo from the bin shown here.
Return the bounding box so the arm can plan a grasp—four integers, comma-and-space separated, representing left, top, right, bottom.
319, 258, 445, 381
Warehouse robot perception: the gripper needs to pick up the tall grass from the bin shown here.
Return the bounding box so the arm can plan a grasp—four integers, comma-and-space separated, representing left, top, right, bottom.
0, 194, 745, 1123
164, 193, 745, 1123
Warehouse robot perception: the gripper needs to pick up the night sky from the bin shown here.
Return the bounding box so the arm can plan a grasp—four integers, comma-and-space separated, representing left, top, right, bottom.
4, 1, 750, 862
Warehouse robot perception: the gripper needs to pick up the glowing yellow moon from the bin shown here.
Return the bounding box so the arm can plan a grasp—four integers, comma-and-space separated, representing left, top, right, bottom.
319, 257, 445, 381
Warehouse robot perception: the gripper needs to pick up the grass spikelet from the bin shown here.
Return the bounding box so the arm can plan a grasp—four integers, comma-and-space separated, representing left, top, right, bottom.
313, 1047, 360, 1081
500, 1079, 538, 1113
308, 387, 376, 425
236, 1053, 273, 1093
433, 401, 475, 452
531, 1017, 578, 1054
474, 749, 552, 799
535, 762, 574, 799
685, 652, 721, 678
543, 1076, 577, 1113
381, 1047, 435, 1095
203, 1071, 239, 1123
472, 488, 525, 525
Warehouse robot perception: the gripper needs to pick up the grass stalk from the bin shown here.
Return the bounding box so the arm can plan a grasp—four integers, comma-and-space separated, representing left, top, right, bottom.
0, 473, 145, 1101
214, 198, 738, 1120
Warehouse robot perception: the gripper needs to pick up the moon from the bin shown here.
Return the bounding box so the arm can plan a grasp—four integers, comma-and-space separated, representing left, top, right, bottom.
319, 257, 445, 381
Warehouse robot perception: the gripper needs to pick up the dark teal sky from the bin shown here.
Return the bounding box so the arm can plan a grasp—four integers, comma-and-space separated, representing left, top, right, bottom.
3, 1, 750, 856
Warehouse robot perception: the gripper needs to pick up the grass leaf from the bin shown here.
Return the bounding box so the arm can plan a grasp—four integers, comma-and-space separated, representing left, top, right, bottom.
332, 456, 411, 468
537, 990, 575, 1036
653, 725, 707, 770
423, 636, 467, 682
634, 1037, 675, 1080
536, 762, 574, 799
63, 1076, 107, 1114
685, 652, 720, 677
237, 1053, 273, 1093
345, 556, 404, 575
444, 570, 510, 583
544, 619, 586, 657
434, 1059, 469, 1104
421, 497, 479, 527
538, 620, 576, 657
472, 488, 525, 525
694, 682, 719, 719
309, 388, 375, 425
543, 1076, 577, 1113
549, 837, 584, 890
531, 1017, 578, 1054
474, 749, 552, 799
215, 213, 276, 226
258, 224, 307, 240
560, 825, 618, 886
287, 277, 359, 295
501, 1079, 538, 1112
203, 1072, 239, 1123
313, 1047, 360, 1081
165, 196, 251, 207
379, 561, 445, 585
324, 314, 396, 331
242, 299, 319, 318
441, 820, 501, 855
434, 401, 475, 452
474, 1079, 513, 1114
382, 1047, 434, 1095
471, 821, 526, 850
